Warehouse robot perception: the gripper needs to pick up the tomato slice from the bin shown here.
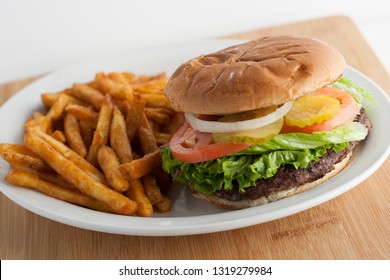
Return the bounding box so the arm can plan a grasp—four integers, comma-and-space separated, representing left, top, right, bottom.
282, 87, 357, 133
170, 122, 250, 163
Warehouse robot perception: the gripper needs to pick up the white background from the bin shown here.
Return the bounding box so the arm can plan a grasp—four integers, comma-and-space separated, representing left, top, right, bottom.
1, 0, 390, 84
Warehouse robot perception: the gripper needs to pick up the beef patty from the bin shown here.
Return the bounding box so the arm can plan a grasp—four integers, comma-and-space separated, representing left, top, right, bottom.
213, 109, 372, 201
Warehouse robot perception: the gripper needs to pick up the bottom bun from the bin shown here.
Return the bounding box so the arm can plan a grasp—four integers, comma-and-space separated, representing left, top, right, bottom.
192, 152, 352, 210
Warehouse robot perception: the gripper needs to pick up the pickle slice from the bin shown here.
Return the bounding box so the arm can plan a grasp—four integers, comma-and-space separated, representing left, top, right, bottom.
284, 95, 340, 128
212, 118, 283, 144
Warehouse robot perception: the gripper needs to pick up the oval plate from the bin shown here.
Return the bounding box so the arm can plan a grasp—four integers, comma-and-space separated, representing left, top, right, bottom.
1, 40, 390, 236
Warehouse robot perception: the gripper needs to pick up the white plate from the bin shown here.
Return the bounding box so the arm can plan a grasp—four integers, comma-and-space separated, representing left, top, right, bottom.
1, 40, 390, 236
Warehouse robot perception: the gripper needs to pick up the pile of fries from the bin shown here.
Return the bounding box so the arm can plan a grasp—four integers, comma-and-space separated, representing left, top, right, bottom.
0, 71, 185, 217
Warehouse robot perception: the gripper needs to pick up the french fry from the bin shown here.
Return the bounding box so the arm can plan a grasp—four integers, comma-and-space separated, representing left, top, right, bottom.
11, 165, 78, 191
95, 75, 133, 101
97, 145, 129, 192
154, 196, 172, 213
39, 93, 84, 133
32, 111, 44, 123
153, 131, 172, 146
119, 149, 161, 180
25, 119, 107, 184
162, 111, 185, 134
64, 113, 87, 158
24, 132, 137, 215
141, 174, 163, 205
38, 94, 66, 133
86, 95, 113, 167
41, 92, 60, 109
142, 93, 171, 108
151, 166, 172, 191
110, 106, 133, 164
112, 99, 130, 116
121, 72, 137, 84
71, 83, 104, 110
132, 77, 168, 94
0, 143, 37, 157
65, 104, 98, 129
145, 108, 170, 125
79, 121, 94, 149
125, 179, 153, 217
5, 169, 115, 213
131, 72, 167, 84
107, 72, 130, 85
145, 107, 173, 116
125, 94, 145, 141
1, 151, 53, 172
51, 130, 66, 144
40, 89, 75, 109
138, 112, 158, 154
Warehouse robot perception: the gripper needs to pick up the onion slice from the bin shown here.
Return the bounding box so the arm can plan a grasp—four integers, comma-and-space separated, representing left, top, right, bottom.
185, 101, 293, 133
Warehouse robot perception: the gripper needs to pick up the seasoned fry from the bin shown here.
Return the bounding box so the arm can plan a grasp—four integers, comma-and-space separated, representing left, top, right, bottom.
38, 94, 66, 133
39, 93, 84, 133
25, 119, 107, 184
163, 111, 185, 134
5, 169, 115, 213
125, 94, 145, 141
107, 72, 130, 85
97, 145, 129, 192
133, 79, 168, 94
95, 75, 133, 101
32, 111, 44, 123
145, 108, 170, 124
11, 165, 77, 191
110, 106, 133, 164
141, 174, 163, 205
125, 179, 153, 217
41, 92, 60, 109
145, 107, 173, 115
121, 72, 137, 84
132, 72, 167, 85
142, 93, 171, 108
0, 143, 37, 157
138, 112, 158, 154
71, 83, 104, 110
51, 130, 66, 144
1, 151, 53, 172
41, 89, 76, 109
154, 196, 172, 213
64, 113, 87, 157
24, 132, 137, 215
65, 104, 98, 129
86, 96, 113, 167
153, 131, 172, 146
119, 149, 161, 180
151, 166, 172, 191
79, 121, 94, 149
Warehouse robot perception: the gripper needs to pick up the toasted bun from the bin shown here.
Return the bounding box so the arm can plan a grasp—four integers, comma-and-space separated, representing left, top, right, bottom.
164, 36, 345, 115
192, 152, 351, 210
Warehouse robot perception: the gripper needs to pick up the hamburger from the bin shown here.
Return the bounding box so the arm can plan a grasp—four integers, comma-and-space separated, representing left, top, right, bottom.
161, 36, 373, 209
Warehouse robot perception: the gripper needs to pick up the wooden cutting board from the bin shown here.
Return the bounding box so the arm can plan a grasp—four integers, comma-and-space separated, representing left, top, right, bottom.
1, 16, 389, 260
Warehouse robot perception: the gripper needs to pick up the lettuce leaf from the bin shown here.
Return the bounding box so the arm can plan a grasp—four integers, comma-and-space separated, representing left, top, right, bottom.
161, 122, 368, 195
331, 77, 375, 106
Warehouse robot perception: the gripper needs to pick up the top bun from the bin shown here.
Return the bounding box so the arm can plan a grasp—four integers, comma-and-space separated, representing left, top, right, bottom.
164, 36, 346, 115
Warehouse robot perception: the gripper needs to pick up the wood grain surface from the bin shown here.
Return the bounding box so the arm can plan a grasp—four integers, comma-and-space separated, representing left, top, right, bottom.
1, 16, 389, 260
